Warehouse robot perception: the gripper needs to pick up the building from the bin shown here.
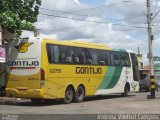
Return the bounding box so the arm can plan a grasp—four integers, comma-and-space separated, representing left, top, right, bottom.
143, 57, 160, 76
0, 28, 15, 96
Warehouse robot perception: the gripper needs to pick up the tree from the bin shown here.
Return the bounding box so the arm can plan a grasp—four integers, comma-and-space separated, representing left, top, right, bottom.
0, 0, 42, 36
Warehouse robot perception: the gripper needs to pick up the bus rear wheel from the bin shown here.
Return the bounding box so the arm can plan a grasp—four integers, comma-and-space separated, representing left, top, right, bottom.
64, 86, 74, 104
74, 86, 85, 102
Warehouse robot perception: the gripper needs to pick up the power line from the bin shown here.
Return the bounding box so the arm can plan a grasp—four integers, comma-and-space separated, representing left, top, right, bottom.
40, 1, 132, 17
38, 0, 148, 32
40, 0, 147, 24
40, 25, 91, 32
40, 7, 144, 21
66, 1, 132, 12
40, 1, 132, 16
151, 9, 160, 22
71, 0, 144, 13
39, 23, 147, 33
40, 8, 146, 24
129, 1, 146, 16
39, 13, 146, 29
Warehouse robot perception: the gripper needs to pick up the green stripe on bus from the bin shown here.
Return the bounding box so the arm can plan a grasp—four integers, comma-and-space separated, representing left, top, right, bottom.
106, 67, 123, 89
98, 67, 115, 89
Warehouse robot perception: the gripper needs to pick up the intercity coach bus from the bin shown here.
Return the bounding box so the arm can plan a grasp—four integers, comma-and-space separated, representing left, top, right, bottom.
6, 37, 140, 103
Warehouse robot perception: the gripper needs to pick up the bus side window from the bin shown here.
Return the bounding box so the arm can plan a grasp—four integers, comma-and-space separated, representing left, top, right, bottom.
65, 56, 72, 63
111, 52, 120, 66
72, 47, 85, 64
86, 59, 93, 64
88, 49, 98, 65
99, 61, 105, 65
59, 46, 72, 64
53, 45, 60, 63
46, 44, 54, 63
74, 56, 80, 63
59, 53, 65, 63
97, 55, 105, 65
84, 48, 93, 65
120, 53, 131, 67
97, 50, 109, 66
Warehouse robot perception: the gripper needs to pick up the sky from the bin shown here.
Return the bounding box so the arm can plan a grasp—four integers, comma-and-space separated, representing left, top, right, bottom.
22, 0, 160, 65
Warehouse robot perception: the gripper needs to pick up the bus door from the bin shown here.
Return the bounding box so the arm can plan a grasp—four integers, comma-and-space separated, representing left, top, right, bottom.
130, 53, 140, 91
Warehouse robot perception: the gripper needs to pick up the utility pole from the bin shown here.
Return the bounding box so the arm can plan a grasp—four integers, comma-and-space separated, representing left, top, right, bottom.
147, 0, 155, 99
138, 47, 140, 54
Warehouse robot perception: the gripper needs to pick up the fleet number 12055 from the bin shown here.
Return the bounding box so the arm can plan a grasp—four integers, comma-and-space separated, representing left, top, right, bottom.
50, 69, 61, 73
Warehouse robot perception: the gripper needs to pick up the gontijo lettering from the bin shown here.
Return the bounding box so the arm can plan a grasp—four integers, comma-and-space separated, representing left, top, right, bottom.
7, 61, 39, 67
76, 67, 102, 74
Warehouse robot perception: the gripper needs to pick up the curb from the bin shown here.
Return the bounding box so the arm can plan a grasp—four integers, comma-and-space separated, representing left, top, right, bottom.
0, 97, 17, 103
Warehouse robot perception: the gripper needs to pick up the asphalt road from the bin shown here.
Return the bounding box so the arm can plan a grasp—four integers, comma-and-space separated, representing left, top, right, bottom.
1, 92, 160, 120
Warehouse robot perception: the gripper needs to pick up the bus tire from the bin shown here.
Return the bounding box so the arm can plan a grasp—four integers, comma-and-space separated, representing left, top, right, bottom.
74, 85, 85, 102
64, 86, 74, 104
121, 84, 129, 97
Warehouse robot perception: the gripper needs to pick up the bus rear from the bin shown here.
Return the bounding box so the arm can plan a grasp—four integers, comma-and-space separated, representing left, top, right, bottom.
6, 37, 44, 98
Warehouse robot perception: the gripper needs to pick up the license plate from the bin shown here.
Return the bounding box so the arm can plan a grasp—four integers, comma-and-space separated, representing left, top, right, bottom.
19, 89, 27, 92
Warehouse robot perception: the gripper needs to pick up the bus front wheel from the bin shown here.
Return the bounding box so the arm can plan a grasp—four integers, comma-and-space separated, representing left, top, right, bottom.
64, 86, 74, 104
121, 84, 129, 97
74, 85, 85, 102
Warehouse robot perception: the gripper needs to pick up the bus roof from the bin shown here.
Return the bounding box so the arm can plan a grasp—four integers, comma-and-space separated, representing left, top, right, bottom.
25, 37, 134, 53
42, 38, 112, 50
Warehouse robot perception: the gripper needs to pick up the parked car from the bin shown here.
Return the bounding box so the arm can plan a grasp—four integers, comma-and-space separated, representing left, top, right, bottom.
139, 74, 160, 92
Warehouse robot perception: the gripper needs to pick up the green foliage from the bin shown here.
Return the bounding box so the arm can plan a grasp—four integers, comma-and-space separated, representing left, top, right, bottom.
0, 0, 42, 36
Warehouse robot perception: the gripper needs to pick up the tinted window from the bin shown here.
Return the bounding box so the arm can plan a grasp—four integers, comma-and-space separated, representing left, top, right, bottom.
87, 49, 98, 65
47, 44, 72, 64
47, 44, 85, 64
84, 49, 109, 65
47, 44, 130, 67
58, 46, 72, 63
46, 44, 54, 63
84, 48, 93, 64
120, 52, 131, 67
53, 46, 59, 63
72, 47, 85, 64
97, 50, 108, 65
110, 52, 120, 66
